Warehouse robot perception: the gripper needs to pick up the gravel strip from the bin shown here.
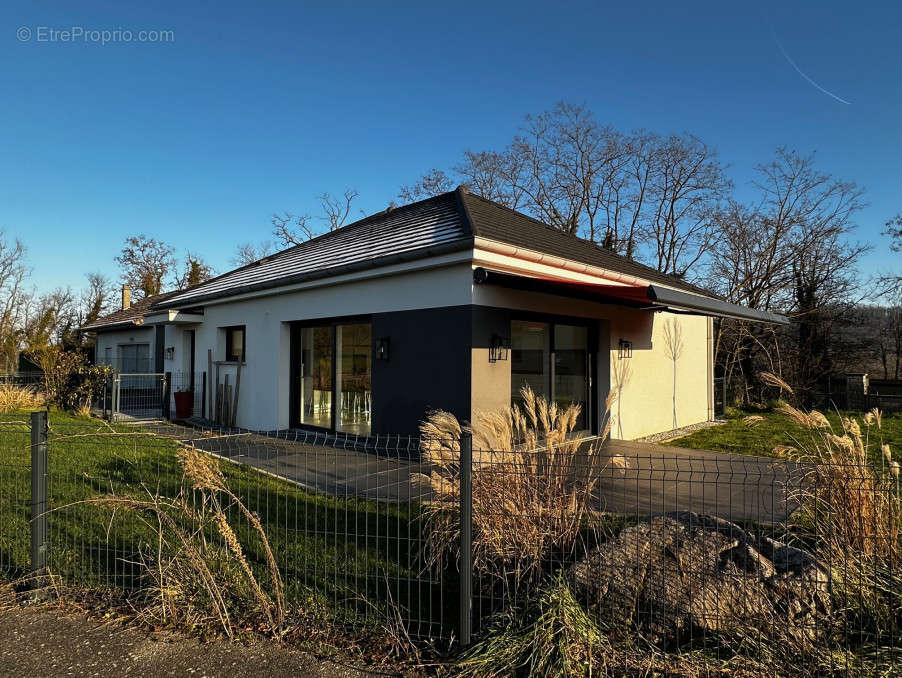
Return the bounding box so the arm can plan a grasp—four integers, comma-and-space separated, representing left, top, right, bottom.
634, 419, 726, 444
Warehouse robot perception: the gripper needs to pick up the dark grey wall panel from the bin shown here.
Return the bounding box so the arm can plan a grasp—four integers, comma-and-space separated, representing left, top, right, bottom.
371, 306, 472, 434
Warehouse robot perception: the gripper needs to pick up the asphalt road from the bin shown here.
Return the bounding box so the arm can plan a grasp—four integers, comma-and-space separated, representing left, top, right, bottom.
0, 606, 390, 678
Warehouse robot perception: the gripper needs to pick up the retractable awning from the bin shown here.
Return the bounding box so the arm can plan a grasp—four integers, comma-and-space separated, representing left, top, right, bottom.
473, 268, 789, 325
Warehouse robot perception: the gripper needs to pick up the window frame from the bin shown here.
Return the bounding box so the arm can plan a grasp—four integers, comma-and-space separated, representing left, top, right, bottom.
224, 325, 246, 363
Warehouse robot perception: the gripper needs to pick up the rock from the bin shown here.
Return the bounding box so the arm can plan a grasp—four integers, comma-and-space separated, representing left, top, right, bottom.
569, 511, 831, 648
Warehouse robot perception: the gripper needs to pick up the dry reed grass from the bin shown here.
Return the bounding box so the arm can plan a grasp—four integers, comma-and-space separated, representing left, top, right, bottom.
418, 385, 625, 589
0, 383, 44, 413
78, 442, 285, 639
758, 373, 902, 648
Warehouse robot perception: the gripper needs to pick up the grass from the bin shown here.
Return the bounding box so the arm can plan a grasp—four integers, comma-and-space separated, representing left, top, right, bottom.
0, 409, 447, 640
668, 406, 902, 462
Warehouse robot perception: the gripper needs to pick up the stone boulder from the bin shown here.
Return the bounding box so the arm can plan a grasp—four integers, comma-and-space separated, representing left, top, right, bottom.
569, 512, 831, 648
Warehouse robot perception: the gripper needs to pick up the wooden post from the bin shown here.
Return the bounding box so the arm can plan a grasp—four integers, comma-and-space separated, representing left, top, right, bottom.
201, 371, 207, 419
223, 373, 231, 428
231, 362, 241, 428
207, 350, 214, 421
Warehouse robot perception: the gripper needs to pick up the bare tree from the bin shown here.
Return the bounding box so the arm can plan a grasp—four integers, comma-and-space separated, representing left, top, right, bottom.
710, 149, 867, 401
884, 213, 902, 252
271, 212, 314, 248
0, 232, 28, 372
232, 241, 275, 267
456, 149, 527, 209
115, 235, 176, 298
642, 134, 731, 277
398, 169, 455, 203
319, 188, 359, 231
271, 188, 360, 248
411, 104, 730, 277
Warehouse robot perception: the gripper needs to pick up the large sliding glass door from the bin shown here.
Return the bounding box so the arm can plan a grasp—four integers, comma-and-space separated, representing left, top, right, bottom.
336, 323, 372, 435
299, 326, 333, 429
296, 321, 372, 435
511, 319, 592, 431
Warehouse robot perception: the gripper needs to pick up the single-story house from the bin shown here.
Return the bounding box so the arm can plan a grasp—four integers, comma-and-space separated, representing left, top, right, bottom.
82, 187, 786, 439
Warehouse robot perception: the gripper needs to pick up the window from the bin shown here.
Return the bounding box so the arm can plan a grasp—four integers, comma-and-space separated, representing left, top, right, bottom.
118, 343, 150, 373
225, 326, 245, 362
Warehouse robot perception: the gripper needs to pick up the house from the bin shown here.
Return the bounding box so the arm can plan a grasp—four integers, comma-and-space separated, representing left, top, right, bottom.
81, 188, 786, 439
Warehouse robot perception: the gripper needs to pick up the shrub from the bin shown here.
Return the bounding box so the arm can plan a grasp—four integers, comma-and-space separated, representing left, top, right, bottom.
29, 348, 112, 412
418, 386, 625, 591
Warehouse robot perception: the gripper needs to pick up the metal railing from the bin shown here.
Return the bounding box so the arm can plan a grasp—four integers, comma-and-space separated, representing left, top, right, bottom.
1, 411, 899, 674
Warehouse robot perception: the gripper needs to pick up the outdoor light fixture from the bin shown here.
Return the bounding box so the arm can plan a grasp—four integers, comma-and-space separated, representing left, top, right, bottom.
618, 339, 632, 359
489, 334, 510, 363
165, 346, 175, 360
375, 337, 390, 361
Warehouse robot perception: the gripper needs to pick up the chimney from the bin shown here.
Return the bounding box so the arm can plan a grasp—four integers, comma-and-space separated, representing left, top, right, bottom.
121, 284, 131, 311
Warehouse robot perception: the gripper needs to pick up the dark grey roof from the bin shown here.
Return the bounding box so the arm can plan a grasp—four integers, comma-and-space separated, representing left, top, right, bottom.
160, 187, 713, 309
162, 191, 471, 307
81, 290, 183, 331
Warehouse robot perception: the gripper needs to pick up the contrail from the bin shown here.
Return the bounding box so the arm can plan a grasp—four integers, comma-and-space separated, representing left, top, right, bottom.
772, 30, 851, 105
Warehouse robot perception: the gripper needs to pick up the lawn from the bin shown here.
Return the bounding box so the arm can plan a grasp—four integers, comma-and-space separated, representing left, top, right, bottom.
668, 406, 902, 461
0, 410, 449, 639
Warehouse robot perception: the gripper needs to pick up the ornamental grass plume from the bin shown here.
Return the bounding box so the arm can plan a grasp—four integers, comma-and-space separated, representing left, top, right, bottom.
418, 385, 625, 589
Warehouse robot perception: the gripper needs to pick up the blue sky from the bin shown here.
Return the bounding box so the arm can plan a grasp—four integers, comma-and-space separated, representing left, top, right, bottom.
1, 1, 900, 294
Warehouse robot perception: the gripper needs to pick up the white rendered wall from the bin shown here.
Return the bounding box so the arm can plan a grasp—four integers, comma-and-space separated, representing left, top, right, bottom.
189, 263, 474, 431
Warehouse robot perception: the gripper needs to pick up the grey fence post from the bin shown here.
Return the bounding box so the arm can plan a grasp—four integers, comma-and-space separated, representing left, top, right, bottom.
163, 371, 172, 420
30, 410, 48, 578
459, 430, 473, 647
112, 374, 121, 422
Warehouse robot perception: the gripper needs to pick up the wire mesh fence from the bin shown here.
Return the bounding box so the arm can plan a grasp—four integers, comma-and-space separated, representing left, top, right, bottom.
1, 410, 900, 674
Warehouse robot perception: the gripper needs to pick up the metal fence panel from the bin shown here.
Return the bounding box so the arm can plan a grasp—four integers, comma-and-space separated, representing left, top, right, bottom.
1, 411, 900, 674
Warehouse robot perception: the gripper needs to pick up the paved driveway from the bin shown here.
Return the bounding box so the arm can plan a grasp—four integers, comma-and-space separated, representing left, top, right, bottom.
155, 422, 802, 522
598, 439, 803, 523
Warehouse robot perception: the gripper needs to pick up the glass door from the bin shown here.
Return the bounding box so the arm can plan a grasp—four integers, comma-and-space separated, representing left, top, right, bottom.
553, 324, 589, 430
511, 320, 550, 408
510, 319, 593, 432
299, 326, 333, 429
336, 323, 372, 435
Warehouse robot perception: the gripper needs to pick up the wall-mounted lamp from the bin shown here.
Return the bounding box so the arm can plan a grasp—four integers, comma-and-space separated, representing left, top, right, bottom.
489, 334, 510, 363
618, 339, 632, 359
165, 346, 175, 360
375, 337, 390, 361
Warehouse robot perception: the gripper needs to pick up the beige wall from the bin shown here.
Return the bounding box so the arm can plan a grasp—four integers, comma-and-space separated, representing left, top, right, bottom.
608, 311, 712, 440
472, 284, 714, 440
